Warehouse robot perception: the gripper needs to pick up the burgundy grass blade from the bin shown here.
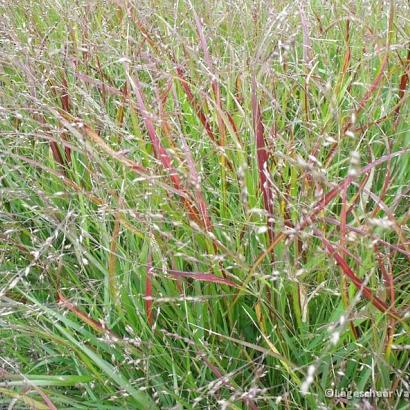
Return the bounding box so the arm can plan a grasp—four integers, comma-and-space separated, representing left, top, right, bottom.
176, 66, 219, 145
323, 217, 410, 258
339, 184, 360, 338
178, 126, 213, 231
191, 7, 213, 74
355, 56, 388, 115
46, 76, 71, 166
172, 86, 213, 232
49, 140, 65, 167
160, 80, 173, 106
128, 73, 182, 189
252, 77, 274, 242
340, 185, 347, 251
60, 73, 72, 163
113, 3, 224, 150
370, 145, 391, 219
16, 61, 67, 170
316, 232, 399, 318
58, 112, 196, 200
95, 55, 108, 103
374, 244, 396, 353
157, 80, 175, 141
127, 72, 211, 229
60, 76, 70, 112
58, 292, 120, 339
394, 48, 410, 126
397, 48, 410, 104
296, 149, 410, 232
116, 82, 129, 126
39, 391, 58, 410
168, 270, 237, 288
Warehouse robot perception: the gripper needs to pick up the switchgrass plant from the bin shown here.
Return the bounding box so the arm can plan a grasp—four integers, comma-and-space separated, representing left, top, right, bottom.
0, 0, 409, 408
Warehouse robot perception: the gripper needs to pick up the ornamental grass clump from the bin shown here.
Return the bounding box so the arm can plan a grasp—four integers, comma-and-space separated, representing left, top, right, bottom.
0, 0, 409, 408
